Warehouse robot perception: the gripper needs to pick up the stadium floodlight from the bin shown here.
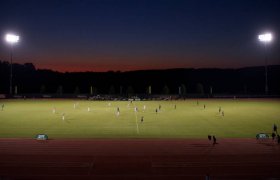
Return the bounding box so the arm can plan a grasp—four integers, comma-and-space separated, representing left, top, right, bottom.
258, 33, 272, 42
258, 32, 273, 94
5, 33, 20, 95
5, 34, 20, 44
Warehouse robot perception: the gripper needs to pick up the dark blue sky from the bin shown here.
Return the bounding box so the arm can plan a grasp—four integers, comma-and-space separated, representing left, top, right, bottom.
0, 0, 280, 72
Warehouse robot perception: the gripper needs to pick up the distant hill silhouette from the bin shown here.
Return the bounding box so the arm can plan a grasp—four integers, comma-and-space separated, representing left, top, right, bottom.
0, 61, 279, 95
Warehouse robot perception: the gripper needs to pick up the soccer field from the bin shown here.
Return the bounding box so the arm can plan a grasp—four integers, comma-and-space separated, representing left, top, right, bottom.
0, 99, 279, 138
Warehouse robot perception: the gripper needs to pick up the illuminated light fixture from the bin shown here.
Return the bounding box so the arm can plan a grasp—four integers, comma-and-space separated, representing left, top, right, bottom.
5, 34, 20, 44
258, 33, 272, 42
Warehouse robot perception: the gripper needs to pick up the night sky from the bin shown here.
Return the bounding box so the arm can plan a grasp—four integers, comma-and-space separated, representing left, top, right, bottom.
1, 0, 280, 72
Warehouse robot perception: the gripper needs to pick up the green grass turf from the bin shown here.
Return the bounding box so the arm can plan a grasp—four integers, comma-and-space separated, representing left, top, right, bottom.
0, 99, 279, 138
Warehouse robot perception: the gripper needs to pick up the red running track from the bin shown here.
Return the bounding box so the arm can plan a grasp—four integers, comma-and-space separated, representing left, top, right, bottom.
0, 138, 280, 180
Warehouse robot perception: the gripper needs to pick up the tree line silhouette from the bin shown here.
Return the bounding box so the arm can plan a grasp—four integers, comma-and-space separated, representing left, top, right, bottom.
0, 60, 279, 95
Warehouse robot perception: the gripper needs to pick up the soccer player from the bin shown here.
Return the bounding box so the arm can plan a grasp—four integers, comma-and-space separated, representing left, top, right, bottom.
143, 105, 146, 111
141, 116, 144, 123
174, 104, 176, 109
222, 111, 224, 117
155, 108, 158, 114
88, 107, 91, 112
52, 107, 56, 114
73, 103, 76, 109
1, 104, 4, 111
204, 104, 206, 109
62, 113, 65, 121
159, 105, 161, 111
197, 101, 199, 106
117, 107, 120, 112
219, 107, 221, 113
134, 107, 138, 112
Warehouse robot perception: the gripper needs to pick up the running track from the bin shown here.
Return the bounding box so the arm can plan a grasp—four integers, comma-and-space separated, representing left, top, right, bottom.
0, 138, 280, 179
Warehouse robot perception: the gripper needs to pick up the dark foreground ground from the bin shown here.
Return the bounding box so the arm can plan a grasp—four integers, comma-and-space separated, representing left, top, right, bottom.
0, 138, 279, 180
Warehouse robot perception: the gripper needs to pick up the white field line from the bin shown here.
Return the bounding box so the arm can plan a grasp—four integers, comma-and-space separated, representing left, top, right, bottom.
134, 111, 139, 134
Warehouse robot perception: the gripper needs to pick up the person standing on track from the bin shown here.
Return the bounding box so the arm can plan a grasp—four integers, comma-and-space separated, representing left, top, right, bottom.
273, 124, 278, 134
213, 136, 217, 145
272, 132, 276, 140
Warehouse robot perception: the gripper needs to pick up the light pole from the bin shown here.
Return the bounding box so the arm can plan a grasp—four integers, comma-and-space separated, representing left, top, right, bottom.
5, 33, 20, 95
258, 33, 272, 94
